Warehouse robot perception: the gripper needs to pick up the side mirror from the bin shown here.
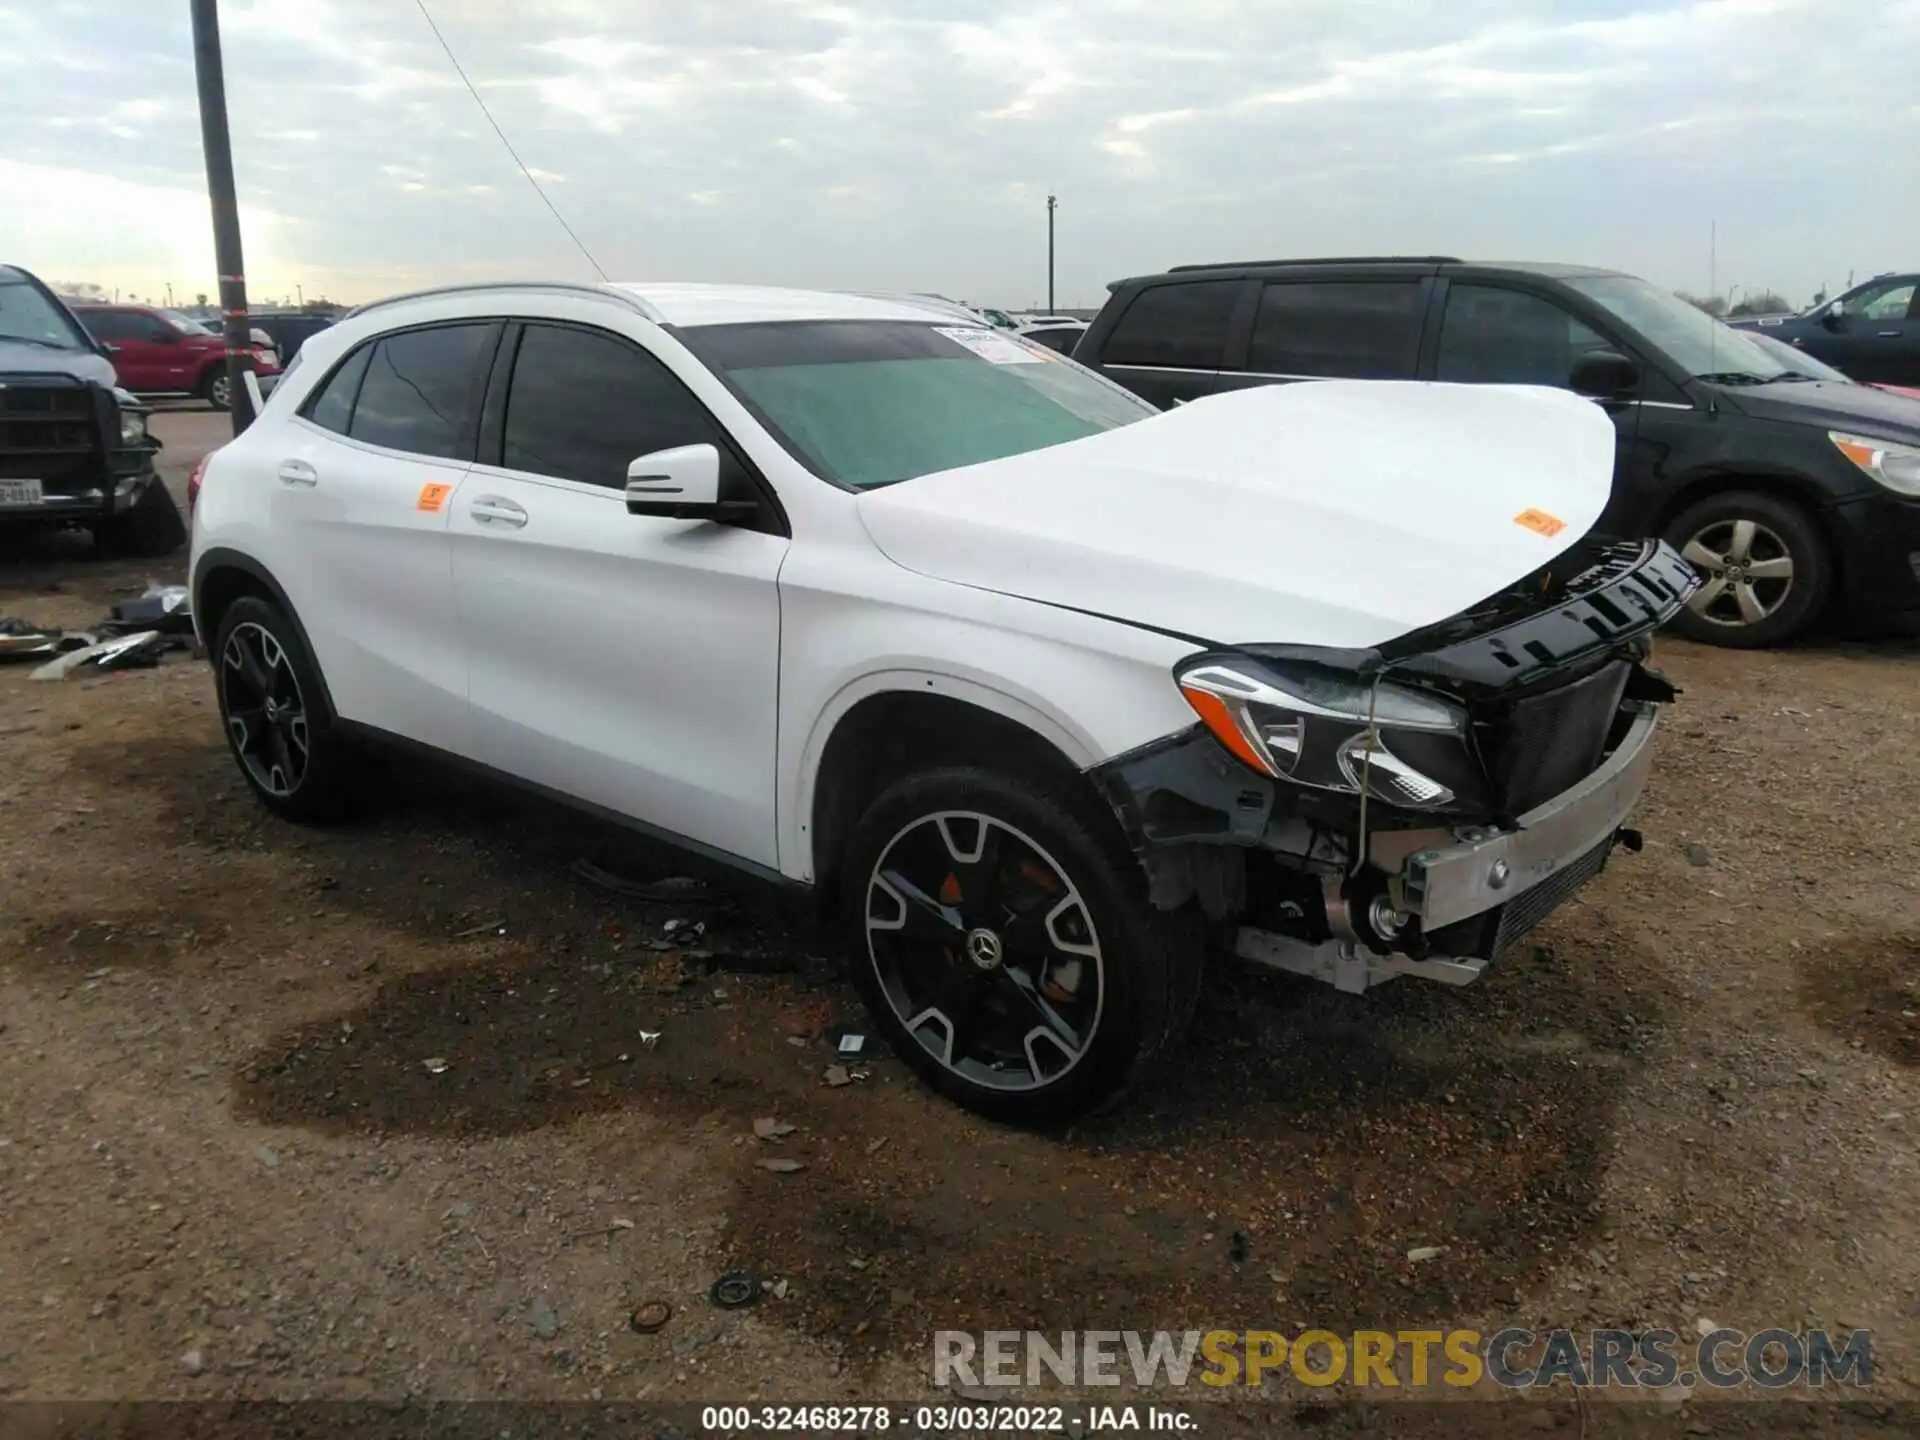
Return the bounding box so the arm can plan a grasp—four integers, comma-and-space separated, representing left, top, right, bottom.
98, 342, 120, 357
1569, 349, 1640, 399
624, 443, 757, 521
1820, 300, 1845, 330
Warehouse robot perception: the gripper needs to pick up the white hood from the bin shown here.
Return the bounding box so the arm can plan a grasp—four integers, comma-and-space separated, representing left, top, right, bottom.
857, 380, 1617, 649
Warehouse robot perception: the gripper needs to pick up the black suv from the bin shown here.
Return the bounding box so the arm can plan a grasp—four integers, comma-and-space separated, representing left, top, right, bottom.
1076, 257, 1920, 646
1730, 272, 1919, 388
0, 264, 182, 556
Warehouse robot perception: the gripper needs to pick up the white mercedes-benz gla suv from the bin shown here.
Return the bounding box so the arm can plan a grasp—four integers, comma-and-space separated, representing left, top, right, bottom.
190, 281, 1696, 1124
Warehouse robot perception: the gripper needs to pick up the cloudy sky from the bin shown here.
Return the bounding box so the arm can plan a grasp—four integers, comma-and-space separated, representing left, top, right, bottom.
1, 0, 1915, 308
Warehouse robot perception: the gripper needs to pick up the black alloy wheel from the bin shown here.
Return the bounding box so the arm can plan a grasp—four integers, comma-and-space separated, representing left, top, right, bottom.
221, 620, 309, 798
841, 765, 1202, 1125
212, 595, 354, 822
865, 809, 1105, 1095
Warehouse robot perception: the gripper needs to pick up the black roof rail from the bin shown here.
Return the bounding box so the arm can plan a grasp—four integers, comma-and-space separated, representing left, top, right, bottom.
1165, 255, 1461, 273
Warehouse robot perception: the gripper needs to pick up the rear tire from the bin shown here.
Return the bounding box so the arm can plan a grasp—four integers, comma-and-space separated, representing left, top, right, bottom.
1663, 490, 1830, 647
840, 764, 1202, 1127
202, 366, 231, 411
93, 479, 186, 559
213, 596, 355, 823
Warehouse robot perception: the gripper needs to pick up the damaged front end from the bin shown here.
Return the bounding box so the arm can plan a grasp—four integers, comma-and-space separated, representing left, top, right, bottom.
1092, 537, 1700, 993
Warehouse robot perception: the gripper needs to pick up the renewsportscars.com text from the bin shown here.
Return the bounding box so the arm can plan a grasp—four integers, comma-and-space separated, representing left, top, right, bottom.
933, 1328, 1872, 1390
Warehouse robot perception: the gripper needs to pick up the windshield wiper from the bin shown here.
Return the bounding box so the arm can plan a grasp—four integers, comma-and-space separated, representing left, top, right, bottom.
0, 334, 80, 351
1693, 371, 1767, 386
1757, 371, 1820, 383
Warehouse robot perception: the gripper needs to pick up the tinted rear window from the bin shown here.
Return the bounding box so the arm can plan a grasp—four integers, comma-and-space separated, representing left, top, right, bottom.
346, 323, 497, 461
1247, 282, 1424, 379
1101, 281, 1240, 369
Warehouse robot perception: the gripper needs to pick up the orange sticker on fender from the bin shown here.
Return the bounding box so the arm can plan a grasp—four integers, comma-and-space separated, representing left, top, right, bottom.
1513, 508, 1566, 537
417, 482, 453, 513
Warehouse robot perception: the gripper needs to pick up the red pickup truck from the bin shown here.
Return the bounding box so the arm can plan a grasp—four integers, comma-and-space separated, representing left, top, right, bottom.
71, 303, 279, 411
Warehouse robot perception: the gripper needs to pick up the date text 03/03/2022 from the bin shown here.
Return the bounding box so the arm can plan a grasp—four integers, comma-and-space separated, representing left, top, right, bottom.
699, 1404, 1197, 1432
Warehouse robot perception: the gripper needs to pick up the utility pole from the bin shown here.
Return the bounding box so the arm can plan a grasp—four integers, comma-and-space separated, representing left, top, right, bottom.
190, 0, 255, 434
1046, 194, 1057, 314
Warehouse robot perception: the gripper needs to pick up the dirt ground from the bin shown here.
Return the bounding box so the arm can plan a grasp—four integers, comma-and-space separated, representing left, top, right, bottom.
0, 409, 1914, 1432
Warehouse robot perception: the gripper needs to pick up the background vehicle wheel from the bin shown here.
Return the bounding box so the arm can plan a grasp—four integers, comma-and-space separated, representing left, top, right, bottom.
202, 367, 231, 411
1663, 491, 1830, 648
213, 596, 354, 822
93, 479, 186, 558
840, 765, 1202, 1127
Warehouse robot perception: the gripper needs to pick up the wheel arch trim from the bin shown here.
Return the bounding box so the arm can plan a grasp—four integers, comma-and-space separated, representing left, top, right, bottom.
789, 669, 1105, 884
190, 547, 338, 719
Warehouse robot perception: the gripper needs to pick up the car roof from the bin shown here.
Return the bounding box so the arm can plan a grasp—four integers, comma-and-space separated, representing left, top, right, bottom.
614, 283, 964, 327
342, 280, 964, 330
1116, 257, 1628, 287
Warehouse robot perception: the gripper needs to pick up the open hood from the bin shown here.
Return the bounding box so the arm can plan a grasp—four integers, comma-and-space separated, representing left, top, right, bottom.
857, 380, 1617, 649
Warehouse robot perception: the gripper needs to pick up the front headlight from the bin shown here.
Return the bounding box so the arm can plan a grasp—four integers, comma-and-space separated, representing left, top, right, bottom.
1831, 431, 1920, 497
1176, 658, 1475, 811
118, 407, 148, 445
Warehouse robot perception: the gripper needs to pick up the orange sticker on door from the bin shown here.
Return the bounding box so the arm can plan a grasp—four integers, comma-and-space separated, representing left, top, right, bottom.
1513, 508, 1566, 538
416, 482, 453, 513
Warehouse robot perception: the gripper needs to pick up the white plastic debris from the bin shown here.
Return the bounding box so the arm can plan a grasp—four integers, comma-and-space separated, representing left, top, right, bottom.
422, 1057, 449, 1075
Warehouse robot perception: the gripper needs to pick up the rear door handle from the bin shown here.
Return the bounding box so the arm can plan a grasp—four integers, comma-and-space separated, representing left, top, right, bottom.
276, 459, 317, 487
469, 496, 528, 529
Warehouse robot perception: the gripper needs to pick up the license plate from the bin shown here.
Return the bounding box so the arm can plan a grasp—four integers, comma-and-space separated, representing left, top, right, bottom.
0, 479, 43, 508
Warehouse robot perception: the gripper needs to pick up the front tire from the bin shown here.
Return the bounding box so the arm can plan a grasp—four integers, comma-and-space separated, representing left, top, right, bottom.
93, 479, 186, 558
840, 765, 1202, 1127
1663, 490, 1830, 647
213, 596, 355, 822
202, 366, 231, 411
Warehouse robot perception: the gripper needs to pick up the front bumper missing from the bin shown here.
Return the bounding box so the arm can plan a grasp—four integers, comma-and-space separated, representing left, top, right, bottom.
1399, 704, 1659, 931
1233, 705, 1660, 993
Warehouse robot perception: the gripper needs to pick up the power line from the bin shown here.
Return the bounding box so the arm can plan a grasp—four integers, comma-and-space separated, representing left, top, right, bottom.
412, 0, 607, 281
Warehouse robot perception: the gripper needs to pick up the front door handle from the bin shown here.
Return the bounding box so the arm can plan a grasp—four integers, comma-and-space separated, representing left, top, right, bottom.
276, 459, 317, 487
469, 496, 528, 528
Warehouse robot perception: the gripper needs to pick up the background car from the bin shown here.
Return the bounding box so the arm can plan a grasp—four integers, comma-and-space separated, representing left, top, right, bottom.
1075, 256, 1920, 646
247, 309, 340, 366
1730, 272, 1920, 387
72, 302, 280, 410
1014, 318, 1088, 354
0, 264, 181, 555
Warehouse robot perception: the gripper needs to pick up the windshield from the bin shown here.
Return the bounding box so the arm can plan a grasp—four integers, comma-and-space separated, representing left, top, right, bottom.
0, 274, 93, 350
162, 308, 214, 335
682, 320, 1155, 489
1565, 275, 1792, 381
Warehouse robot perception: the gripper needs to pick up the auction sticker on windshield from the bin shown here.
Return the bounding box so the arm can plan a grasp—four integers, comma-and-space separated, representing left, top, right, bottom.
0, 479, 43, 508
934, 326, 1042, 365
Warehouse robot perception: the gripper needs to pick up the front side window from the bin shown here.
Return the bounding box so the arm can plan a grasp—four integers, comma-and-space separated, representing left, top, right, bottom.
1249, 281, 1423, 379
683, 320, 1154, 490
346, 323, 496, 461
1847, 279, 1917, 321
1436, 284, 1612, 387
1101, 281, 1240, 370
501, 323, 727, 487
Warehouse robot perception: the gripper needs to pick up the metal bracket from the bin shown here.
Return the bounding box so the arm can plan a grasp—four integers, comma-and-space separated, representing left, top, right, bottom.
1233, 926, 1487, 994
